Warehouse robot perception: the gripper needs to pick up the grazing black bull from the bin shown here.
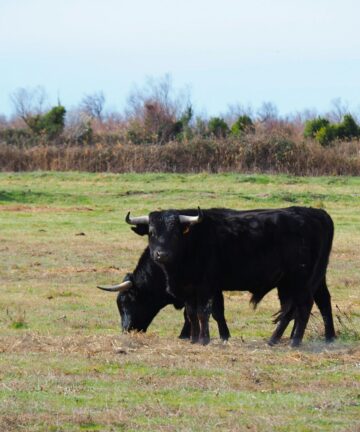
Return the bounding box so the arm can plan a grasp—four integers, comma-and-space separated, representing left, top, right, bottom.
97, 246, 231, 340
126, 206, 336, 347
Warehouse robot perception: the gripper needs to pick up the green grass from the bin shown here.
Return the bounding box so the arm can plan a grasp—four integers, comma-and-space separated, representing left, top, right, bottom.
0, 172, 359, 431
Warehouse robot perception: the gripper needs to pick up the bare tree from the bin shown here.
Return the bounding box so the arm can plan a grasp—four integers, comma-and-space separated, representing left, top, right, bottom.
287, 108, 319, 129
0, 114, 8, 130
327, 97, 349, 122
355, 105, 360, 124
293, 108, 319, 123
125, 74, 192, 144
80, 91, 105, 121
224, 102, 253, 124
9, 86, 48, 125
126, 74, 190, 120
64, 109, 93, 143
257, 101, 279, 123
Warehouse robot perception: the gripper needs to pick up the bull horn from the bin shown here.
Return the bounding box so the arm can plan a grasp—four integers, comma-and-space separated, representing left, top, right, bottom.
125, 212, 149, 225
97, 280, 133, 292
179, 207, 203, 225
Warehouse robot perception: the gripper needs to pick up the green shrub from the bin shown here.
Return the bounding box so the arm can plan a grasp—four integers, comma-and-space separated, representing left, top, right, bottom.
336, 114, 359, 140
41, 106, 66, 139
303, 117, 330, 138
305, 114, 360, 146
315, 125, 337, 146
176, 106, 194, 141
231, 115, 254, 136
208, 117, 229, 138
27, 105, 66, 139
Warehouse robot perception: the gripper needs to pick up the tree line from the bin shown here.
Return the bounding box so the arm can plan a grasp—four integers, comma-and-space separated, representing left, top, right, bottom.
1, 76, 360, 148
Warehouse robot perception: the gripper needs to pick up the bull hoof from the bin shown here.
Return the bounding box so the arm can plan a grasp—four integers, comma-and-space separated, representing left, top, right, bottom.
179, 329, 190, 339
199, 337, 210, 346
290, 338, 302, 348
267, 338, 279, 347
325, 336, 336, 343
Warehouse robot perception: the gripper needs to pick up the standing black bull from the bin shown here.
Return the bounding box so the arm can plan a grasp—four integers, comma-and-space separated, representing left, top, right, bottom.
97, 246, 231, 340
126, 206, 336, 347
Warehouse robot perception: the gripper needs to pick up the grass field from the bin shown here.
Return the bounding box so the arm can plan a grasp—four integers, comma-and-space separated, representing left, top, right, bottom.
0, 172, 359, 431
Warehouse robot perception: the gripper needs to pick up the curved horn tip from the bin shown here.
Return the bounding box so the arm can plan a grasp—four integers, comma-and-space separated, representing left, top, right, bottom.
179, 211, 203, 225
96, 280, 133, 292
125, 213, 149, 225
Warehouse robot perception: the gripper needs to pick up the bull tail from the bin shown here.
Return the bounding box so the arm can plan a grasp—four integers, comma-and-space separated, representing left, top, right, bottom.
250, 292, 267, 309
272, 300, 294, 324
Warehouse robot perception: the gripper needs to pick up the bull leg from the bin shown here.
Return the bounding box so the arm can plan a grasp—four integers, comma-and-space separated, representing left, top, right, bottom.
197, 298, 213, 345
291, 297, 314, 348
268, 312, 293, 346
212, 291, 230, 341
178, 308, 191, 339
314, 278, 336, 342
268, 306, 295, 345
268, 288, 294, 346
290, 322, 296, 339
185, 301, 200, 343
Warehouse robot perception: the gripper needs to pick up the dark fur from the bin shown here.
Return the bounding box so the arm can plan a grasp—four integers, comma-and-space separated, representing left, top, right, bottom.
116, 247, 230, 340
132, 206, 336, 346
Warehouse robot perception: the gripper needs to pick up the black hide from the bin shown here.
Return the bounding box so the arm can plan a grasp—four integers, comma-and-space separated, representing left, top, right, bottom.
132, 206, 335, 346
116, 247, 230, 340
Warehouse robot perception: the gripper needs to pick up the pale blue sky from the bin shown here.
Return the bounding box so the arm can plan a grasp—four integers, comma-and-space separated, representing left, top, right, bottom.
1, 0, 359, 118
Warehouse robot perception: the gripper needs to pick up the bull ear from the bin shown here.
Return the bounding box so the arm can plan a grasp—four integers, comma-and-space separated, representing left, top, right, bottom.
131, 225, 149, 236
182, 224, 191, 235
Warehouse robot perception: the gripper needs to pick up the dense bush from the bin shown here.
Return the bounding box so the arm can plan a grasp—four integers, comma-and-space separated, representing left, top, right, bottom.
0, 128, 39, 147
231, 115, 254, 136
127, 102, 185, 145
336, 114, 359, 140
303, 117, 330, 139
27, 105, 66, 139
304, 114, 360, 146
0, 136, 359, 175
208, 117, 229, 138
315, 125, 336, 146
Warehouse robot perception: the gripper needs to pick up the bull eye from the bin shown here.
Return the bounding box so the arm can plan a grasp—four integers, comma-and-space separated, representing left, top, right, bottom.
183, 225, 190, 235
